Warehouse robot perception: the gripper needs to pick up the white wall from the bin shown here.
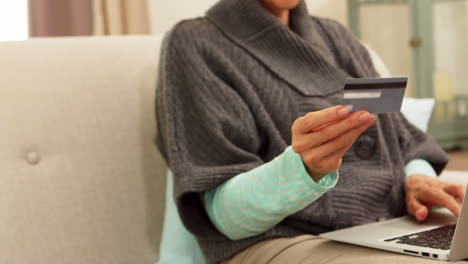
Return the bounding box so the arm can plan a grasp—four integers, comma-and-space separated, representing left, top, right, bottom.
150, 0, 215, 35
150, 0, 348, 35
0, 0, 28, 41
359, 4, 413, 94
313, 0, 347, 26
433, 1, 468, 96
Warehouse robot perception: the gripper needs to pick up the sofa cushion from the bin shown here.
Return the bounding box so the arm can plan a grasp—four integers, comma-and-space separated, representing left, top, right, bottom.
0, 36, 166, 264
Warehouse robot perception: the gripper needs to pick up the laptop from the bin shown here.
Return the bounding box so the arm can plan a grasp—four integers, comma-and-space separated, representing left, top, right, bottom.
320, 185, 468, 261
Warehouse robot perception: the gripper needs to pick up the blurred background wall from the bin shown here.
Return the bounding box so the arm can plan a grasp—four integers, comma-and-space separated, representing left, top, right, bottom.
28, 0, 150, 37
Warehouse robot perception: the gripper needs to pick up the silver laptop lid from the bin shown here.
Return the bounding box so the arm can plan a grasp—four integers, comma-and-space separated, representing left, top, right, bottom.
448, 185, 468, 261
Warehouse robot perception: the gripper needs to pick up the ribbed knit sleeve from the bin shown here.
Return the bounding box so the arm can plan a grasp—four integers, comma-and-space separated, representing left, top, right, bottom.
405, 159, 438, 179
156, 24, 266, 238
204, 147, 338, 240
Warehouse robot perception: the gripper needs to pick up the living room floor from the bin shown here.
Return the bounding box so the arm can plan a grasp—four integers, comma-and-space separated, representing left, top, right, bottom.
446, 150, 468, 171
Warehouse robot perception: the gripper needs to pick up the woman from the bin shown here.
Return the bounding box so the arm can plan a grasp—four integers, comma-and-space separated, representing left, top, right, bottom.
155, 0, 465, 263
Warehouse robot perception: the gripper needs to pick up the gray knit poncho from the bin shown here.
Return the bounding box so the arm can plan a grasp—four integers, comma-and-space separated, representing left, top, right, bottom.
155, 0, 448, 263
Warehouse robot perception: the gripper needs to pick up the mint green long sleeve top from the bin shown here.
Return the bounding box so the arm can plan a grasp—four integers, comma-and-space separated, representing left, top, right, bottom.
203, 146, 437, 240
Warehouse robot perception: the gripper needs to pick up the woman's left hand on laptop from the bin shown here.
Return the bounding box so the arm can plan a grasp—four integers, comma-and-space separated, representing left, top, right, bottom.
405, 175, 466, 221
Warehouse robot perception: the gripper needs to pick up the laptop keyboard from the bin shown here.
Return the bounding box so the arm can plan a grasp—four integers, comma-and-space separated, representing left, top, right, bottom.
384, 224, 456, 250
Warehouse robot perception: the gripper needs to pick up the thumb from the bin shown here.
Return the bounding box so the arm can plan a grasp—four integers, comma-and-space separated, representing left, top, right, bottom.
407, 196, 429, 222
415, 207, 429, 222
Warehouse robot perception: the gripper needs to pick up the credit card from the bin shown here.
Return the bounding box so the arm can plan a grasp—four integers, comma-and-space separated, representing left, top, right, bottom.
341, 77, 408, 114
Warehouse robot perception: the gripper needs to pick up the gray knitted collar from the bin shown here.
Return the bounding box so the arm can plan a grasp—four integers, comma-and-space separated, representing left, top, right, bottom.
206, 0, 349, 97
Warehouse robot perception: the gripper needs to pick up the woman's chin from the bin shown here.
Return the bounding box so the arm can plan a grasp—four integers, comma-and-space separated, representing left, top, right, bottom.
282, 0, 301, 10
261, 0, 301, 10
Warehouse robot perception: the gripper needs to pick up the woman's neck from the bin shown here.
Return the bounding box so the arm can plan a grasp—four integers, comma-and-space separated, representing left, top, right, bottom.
259, 2, 290, 26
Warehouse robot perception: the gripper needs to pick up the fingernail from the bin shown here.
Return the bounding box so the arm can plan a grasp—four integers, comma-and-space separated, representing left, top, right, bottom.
371, 114, 376, 121
359, 112, 371, 122
337, 107, 349, 117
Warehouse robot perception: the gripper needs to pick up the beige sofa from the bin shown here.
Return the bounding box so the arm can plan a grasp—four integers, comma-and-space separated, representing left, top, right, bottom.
0, 36, 167, 264
2, 35, 467, 264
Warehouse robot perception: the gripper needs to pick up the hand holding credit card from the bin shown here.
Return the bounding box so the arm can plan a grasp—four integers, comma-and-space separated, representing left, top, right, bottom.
341, 77, 408, 114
